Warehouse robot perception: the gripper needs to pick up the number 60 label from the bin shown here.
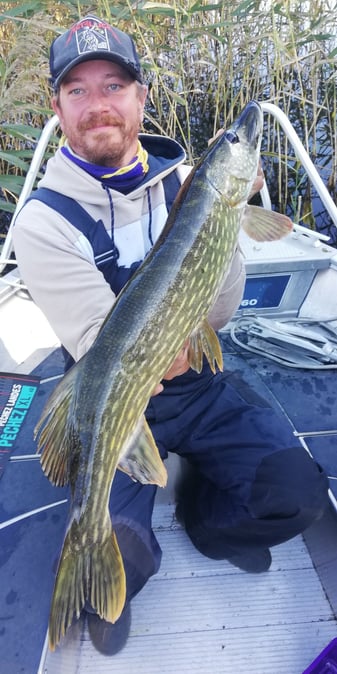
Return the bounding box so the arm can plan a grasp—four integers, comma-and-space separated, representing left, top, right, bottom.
240, 298, 258, 307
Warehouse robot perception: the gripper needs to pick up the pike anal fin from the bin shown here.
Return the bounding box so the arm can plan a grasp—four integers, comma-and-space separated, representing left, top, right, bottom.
118, 417, 167, 487
188, 319, 224, 374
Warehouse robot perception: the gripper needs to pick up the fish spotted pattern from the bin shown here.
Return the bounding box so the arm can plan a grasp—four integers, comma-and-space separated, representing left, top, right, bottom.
35, 101, 292, 650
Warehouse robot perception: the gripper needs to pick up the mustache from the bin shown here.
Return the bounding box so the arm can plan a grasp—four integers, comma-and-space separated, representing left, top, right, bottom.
78, 114, 124, 132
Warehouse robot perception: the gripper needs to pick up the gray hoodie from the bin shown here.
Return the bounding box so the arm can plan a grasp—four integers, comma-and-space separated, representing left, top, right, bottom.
13, 134, 245, 363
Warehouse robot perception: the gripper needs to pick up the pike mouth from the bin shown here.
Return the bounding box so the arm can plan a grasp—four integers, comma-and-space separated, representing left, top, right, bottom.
231, 100, 262, 148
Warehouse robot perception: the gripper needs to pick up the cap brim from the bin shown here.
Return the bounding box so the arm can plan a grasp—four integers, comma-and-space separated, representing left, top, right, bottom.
52, 51, 142, 89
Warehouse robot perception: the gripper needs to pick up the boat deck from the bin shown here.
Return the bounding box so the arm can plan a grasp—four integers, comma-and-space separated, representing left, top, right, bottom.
1, 295, 337, 673
41, 505, 337, 674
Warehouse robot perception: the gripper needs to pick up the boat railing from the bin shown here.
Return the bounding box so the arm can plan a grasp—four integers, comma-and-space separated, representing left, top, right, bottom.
260, 102, 337, 229
0, 115, 60, 276
1, 103, 337, 277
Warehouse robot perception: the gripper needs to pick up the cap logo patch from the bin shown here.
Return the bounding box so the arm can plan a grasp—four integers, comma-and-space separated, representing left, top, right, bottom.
67, 17, 121, 56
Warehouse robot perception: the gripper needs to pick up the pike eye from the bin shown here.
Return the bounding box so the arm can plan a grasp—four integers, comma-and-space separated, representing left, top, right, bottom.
225, 131, 239, 144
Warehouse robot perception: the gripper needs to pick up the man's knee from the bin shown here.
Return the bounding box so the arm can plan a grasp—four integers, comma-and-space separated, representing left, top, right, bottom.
114, 521, 162, 602
250, 446, 329, 530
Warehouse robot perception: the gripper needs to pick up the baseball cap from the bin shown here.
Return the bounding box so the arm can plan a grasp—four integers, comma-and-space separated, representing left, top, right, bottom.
49, 15, 143, 90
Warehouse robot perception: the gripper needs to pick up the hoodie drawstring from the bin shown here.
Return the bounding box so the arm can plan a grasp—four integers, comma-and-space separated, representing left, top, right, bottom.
146, 187, 154, 246
102, 183, 154, 256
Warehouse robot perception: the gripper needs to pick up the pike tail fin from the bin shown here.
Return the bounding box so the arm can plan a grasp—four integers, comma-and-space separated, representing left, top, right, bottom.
48, 520, 126, 651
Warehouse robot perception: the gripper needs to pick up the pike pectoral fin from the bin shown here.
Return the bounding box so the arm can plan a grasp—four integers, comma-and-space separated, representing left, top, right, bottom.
188, 319, 223, 374
48, 521, 126, 651
118, 417, 167, 488
242, 204, 293, 241
35, 365, 80, 487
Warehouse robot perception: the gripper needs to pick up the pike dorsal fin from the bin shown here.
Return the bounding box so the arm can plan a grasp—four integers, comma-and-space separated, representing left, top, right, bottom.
118, 417, 167, 487
188, 319, 224, 374
34, 365, 80, 487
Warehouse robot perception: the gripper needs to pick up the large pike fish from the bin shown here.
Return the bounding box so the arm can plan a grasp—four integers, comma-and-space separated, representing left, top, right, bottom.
35, 100, 292, 650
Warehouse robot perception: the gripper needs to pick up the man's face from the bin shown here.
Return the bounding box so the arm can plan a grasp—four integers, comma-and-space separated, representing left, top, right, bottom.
52, 60, 147, 167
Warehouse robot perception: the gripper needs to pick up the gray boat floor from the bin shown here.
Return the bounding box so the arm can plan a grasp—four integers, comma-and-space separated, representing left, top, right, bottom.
41, 503, 337, 674
1, 289, 337, 674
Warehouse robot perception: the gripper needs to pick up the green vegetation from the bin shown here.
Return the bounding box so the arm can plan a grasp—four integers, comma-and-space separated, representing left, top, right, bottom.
0, 0, 336, 238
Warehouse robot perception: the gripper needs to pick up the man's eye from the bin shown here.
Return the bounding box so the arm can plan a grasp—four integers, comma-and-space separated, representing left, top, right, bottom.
107, 83, 122, 92
69, 88, 83, 96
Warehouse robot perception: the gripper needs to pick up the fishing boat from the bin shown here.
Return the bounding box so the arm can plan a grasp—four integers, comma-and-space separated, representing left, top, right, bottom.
1, 103, 336, 674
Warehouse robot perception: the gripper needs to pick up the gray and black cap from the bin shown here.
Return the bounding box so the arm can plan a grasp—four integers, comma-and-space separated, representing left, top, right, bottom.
49, 15, 143, 90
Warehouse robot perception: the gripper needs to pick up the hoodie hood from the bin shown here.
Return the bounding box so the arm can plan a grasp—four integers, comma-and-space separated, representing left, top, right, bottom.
39, 133, 186, 205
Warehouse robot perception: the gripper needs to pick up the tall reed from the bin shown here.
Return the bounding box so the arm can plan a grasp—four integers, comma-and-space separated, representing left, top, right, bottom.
0, 0, 336, 240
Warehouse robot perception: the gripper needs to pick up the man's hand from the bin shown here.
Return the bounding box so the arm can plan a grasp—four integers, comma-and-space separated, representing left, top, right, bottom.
163, 339, 190, 380
248, 161, 264, 200
151, 340, 190, 396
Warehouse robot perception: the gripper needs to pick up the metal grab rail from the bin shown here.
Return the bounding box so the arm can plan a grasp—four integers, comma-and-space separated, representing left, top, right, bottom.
1, 104, 337, 275
0, 115, 60, 274
260, 102, 337, 228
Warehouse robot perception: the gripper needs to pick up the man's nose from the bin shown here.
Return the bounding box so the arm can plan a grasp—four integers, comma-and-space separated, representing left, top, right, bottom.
87, 89, 111, 111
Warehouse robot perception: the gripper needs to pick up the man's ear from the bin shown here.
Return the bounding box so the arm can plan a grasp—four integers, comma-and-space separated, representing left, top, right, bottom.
51, 95, 65, 132
51, 96, 59, 115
